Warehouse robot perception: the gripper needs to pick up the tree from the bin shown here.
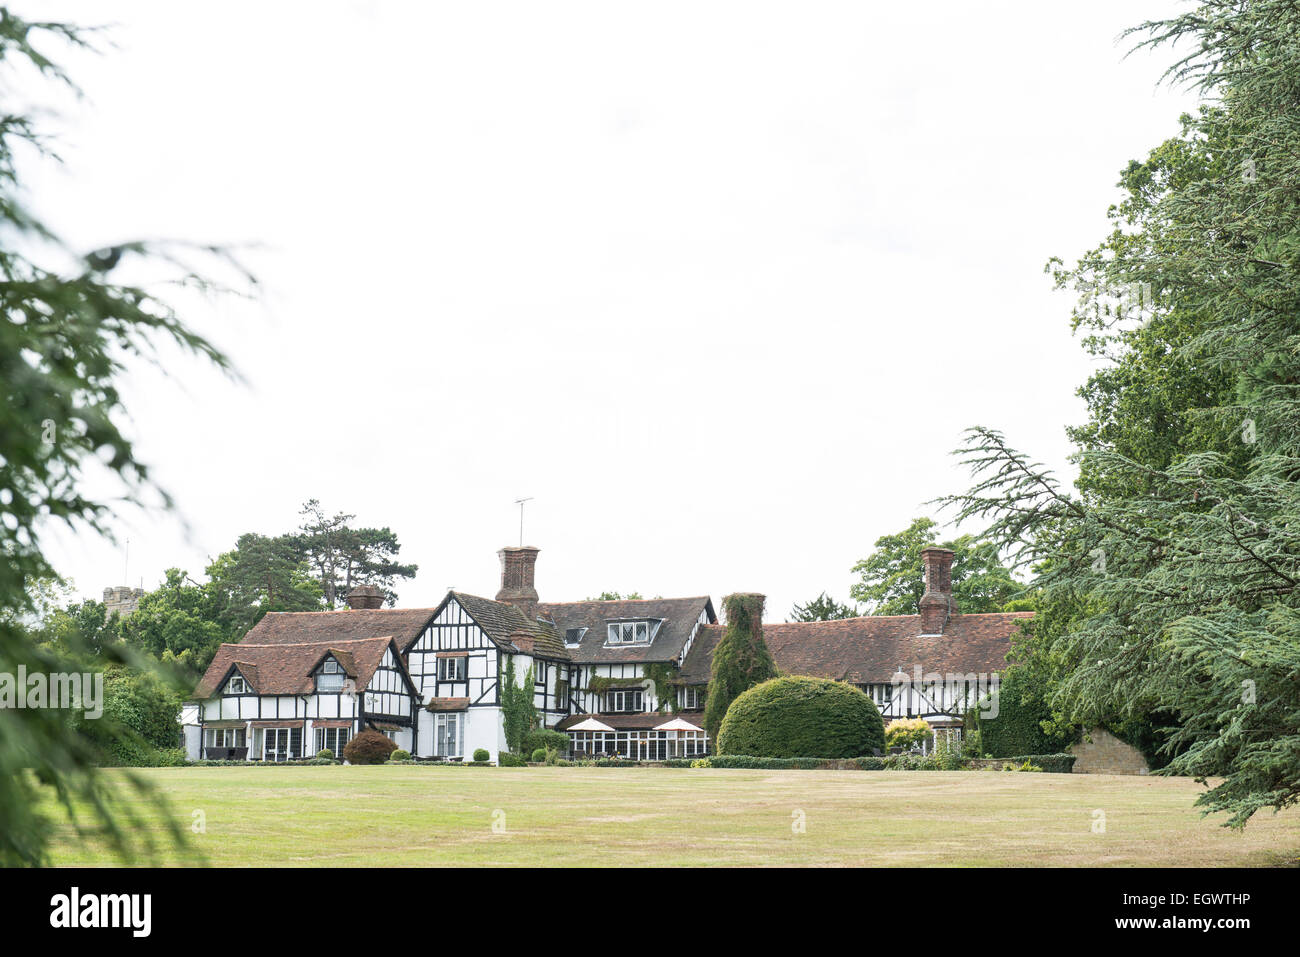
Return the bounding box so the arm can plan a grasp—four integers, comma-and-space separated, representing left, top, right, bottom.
945, 0, 1300, 827
587, 591, 644, 601
295, 499, 418, 607
206, 532, 322, 636
118, 569, 227, 675
703, 593, 777, 740
0, 9, 239, 864
848, 517, 1021, 615
789, 592, 858, 622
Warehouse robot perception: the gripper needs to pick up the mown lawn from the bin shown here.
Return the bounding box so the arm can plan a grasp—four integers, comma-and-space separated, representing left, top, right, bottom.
44, 766, 1300, 867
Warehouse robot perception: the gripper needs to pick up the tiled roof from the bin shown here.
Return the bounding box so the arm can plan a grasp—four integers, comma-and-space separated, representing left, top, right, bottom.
194, 635, 402, 699
236, 606, 439, 654
678, 613, 1031, 685
426, 697, 470, 712
536, 596, 716, 665
450, 592, 569, 661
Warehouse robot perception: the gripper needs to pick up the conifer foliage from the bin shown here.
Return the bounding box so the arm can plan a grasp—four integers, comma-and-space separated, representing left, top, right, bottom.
947, 1, 1300, 825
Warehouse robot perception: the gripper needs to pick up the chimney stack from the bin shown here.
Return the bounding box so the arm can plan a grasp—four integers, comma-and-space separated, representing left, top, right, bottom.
345, 585, 385, 610
496, 546, 540, 606
918, 547, 957, 634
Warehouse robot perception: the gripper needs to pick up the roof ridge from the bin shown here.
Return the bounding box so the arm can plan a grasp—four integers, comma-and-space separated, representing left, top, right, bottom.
539, 596, 711, 605
231, 635, 396, 649
265, 607, 438, 617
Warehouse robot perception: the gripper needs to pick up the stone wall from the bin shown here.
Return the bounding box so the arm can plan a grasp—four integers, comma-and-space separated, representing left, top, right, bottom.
1068, 727, 1150, 775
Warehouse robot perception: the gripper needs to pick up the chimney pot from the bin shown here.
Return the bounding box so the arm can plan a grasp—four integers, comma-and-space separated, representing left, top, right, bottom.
918, 547, 957, 634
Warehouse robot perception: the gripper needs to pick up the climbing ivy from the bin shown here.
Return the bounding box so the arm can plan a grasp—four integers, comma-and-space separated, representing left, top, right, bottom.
500, 656, 536, 753
585, 662, 680, 712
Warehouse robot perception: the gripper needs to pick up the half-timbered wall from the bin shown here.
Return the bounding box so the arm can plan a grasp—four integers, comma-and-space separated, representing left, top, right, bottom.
363, 646, 414, 720
570, 662, 669, 715
407, 599, 500, 707
857, 677, 988, 721
197, 643, 419, 760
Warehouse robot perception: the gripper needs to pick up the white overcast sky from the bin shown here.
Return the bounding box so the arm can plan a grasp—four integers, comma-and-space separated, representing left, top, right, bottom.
15, 1, 1199, 620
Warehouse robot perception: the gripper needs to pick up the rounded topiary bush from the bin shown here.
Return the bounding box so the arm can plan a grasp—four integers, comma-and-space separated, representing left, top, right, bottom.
716, 676, 885, 759
316, 748, 334, 761
530, 748, 547, 763
342, 729, 398, 765
390, 748, 411, 762
473, 748, 490, 762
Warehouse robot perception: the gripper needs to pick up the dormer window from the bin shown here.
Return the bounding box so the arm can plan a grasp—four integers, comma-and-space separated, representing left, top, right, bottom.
225, 675, 250, 695
606, 621, 651, 645
317, 657, 345, 692
565, 628, 587, 647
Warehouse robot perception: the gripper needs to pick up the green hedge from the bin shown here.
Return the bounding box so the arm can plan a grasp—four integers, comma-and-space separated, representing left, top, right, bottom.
1009, 753, 1076, 773
521, 728, 570, 756
185, 757, 337, 767
498, 752, 527, 767
717, 676, 885, 759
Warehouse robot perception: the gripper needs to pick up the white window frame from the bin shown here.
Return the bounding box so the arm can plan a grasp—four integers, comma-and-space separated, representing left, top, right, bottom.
313, 726, 350, 754
317, 657, 345, 692
261, 727, 301, 762
605, 689, 644, 713
678, 686, 702, 710
225, 674, 249, 695
203, 727, 246, 748
606, 621, 650, 645
438, 656, 468, 682
434, 713, 463, 757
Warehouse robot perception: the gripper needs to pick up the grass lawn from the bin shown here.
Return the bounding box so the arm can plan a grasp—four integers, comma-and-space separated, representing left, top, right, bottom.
44, 766, 1300, 867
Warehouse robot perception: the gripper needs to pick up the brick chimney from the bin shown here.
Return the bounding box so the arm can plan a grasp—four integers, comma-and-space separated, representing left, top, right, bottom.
345, 585, 385, 610
496, 546, 540, 606
918, 547, 957, 635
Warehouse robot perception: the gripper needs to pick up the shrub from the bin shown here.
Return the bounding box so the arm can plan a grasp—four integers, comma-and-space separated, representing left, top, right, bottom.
390, 749, 411, 762
530, 748, 547, 763
498, 751, 527, 767
885, 717, 932, 752
316, 748, 334, 761
521, 728, 569, 757
1009, 753, 1076, 773
145, 747, 187, 767
342, 729, 398, 765
717, 676, 885, 759
473, 748, 490, 762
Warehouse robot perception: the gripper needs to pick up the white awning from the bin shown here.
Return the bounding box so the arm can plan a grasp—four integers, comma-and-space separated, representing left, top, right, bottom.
567, 717, 615, 732
653, 717, 704, 732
